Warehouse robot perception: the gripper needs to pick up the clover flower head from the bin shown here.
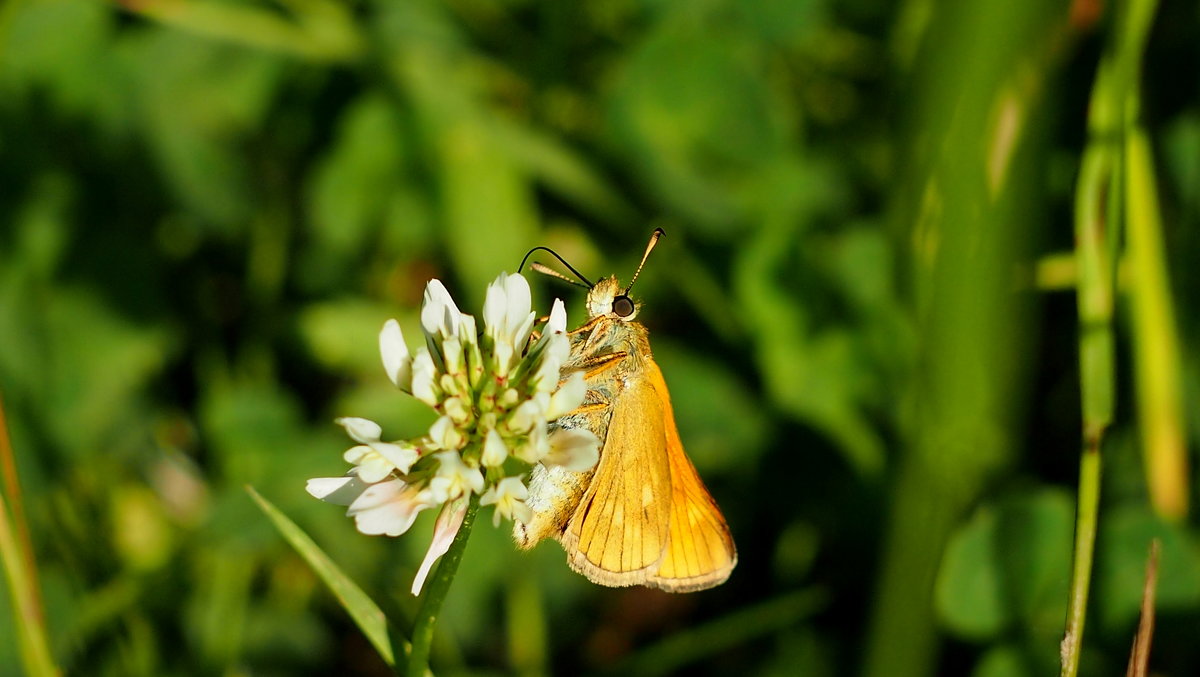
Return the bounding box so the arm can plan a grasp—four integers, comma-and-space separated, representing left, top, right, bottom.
307, 273, 600, 595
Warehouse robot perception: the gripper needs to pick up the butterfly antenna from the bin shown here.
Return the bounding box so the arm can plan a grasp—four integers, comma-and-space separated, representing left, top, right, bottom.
623, 228, 664, 295
517, 246, 594, 288
530, 262, 589, 288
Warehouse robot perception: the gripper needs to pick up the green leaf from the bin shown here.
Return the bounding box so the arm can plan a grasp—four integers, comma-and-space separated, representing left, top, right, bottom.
935, 489, 1073, 640
1094, 505, 1200, 636
247, 486, 401, 668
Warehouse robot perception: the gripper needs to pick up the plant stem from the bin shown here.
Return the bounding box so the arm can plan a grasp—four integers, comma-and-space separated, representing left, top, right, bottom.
1061, 440, 1102, 677
405, 495, 480, 677
0, 396, 60, 677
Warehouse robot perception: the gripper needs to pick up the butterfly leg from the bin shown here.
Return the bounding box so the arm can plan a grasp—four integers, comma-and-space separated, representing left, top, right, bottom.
567, 316, 606, 336
577, 352, 628, 379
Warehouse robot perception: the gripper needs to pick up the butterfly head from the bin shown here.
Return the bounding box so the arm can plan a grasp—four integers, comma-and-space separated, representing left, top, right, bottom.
586, 276, 640, 321
519, 228, 663, 324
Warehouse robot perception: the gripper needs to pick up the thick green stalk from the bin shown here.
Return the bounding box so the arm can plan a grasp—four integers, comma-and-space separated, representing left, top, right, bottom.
406, 496, 480, 677
862, 5, 1063, 676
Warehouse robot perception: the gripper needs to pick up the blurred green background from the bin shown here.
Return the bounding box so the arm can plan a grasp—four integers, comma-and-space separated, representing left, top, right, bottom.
2, 0, 1199, 675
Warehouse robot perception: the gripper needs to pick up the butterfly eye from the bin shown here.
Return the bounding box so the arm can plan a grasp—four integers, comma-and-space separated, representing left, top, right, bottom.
612, 295, 635, 318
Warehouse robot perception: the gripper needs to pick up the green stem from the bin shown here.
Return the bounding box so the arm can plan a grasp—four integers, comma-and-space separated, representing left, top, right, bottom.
0, 397, 60, 677
405, 495, 480, 677
1061, 441, 1102, 677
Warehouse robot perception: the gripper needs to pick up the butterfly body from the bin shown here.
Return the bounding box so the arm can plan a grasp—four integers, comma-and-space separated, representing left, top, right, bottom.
515, 275, 737, 592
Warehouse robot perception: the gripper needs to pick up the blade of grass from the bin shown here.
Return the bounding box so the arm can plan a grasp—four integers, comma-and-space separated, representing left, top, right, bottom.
246, 485, 403, 670
0, 396, 60, 677
1125, 125, 1188, 520
1124, 539, 1160, 677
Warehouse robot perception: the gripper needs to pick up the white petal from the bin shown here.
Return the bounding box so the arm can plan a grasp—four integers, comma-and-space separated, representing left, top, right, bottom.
442, 336, 463, 373
514, 424, 549, 464
543, 428, 600, 471
357, 455, 394, 483
306, 476, 367, 506
443, 396, 470, 425
337, 417, 382, 444
546, 298, 567, 334
546, 371, 586, 420
372, 441, 420, 475
532, 343, 566, 392
483, 274, 509, 336
494, 340, 514, 376
380, 320, 412, 391
411, 348, 439, 407
497, 476, 529, 501
481, 429, 508, 467
427, 476, 451, 504
347, 478, 406, 511
348, 480, 429, 536
503, 274, 532, 338
466, 467, 485, 493
512, 501, 533, 525
353, 502, 421, 536
422, 279, 461, 338
343, 445, 371, 465
512, 311, 536, 350
458, 313, 477, 344
429, 416, 463, 450
411, 498, 468, 596
480, 477, 529, 527
506, 399, 542, 434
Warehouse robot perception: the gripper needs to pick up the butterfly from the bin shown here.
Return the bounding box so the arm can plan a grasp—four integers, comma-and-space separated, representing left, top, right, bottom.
514, 229, 737, 592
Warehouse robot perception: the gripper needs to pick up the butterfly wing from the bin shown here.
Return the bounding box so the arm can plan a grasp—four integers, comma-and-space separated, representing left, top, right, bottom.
560, 368, 673, 587
643, 359, 737, 592
561, 356, 736, 591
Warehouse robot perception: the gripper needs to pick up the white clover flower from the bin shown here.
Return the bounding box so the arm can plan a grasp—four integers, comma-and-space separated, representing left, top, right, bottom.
336, 417, 420, 481
545, 372, 586, 420
309, 273, 601, 596
347, 479, 435, 536
480, 477, 532, 527
305, 473, 368, 505
442, 336, 464, 375
543, 428, 601, 471
421, 279, 462, 340
481, 429, 509, 467
411, 497, 468, 596
380, 320, 413, 391
427, 451, 485, 504
428, 416, 465, 451
411, 348, 440, 407
505, 399, 542, 435
484, 273, 537, 374
513, 423, 550, 464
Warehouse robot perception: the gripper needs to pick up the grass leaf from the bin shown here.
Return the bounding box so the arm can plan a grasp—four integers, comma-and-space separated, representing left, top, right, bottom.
246, 485, 402, 669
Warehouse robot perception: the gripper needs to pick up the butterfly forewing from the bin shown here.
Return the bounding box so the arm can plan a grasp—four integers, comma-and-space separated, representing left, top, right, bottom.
563, 372, 672, 585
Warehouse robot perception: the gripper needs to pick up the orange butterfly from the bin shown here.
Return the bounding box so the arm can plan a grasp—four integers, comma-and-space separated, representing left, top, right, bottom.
514, 229, 737, 592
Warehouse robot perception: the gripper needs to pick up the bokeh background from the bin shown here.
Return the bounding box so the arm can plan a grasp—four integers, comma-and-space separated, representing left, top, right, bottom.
2, 0, 1199, 675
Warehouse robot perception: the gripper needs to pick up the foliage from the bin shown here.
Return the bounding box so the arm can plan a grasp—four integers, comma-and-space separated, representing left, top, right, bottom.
1, 0, 1199, 675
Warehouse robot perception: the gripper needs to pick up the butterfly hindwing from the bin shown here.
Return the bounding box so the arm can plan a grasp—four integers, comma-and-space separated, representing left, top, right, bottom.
644, 360, 737, 591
